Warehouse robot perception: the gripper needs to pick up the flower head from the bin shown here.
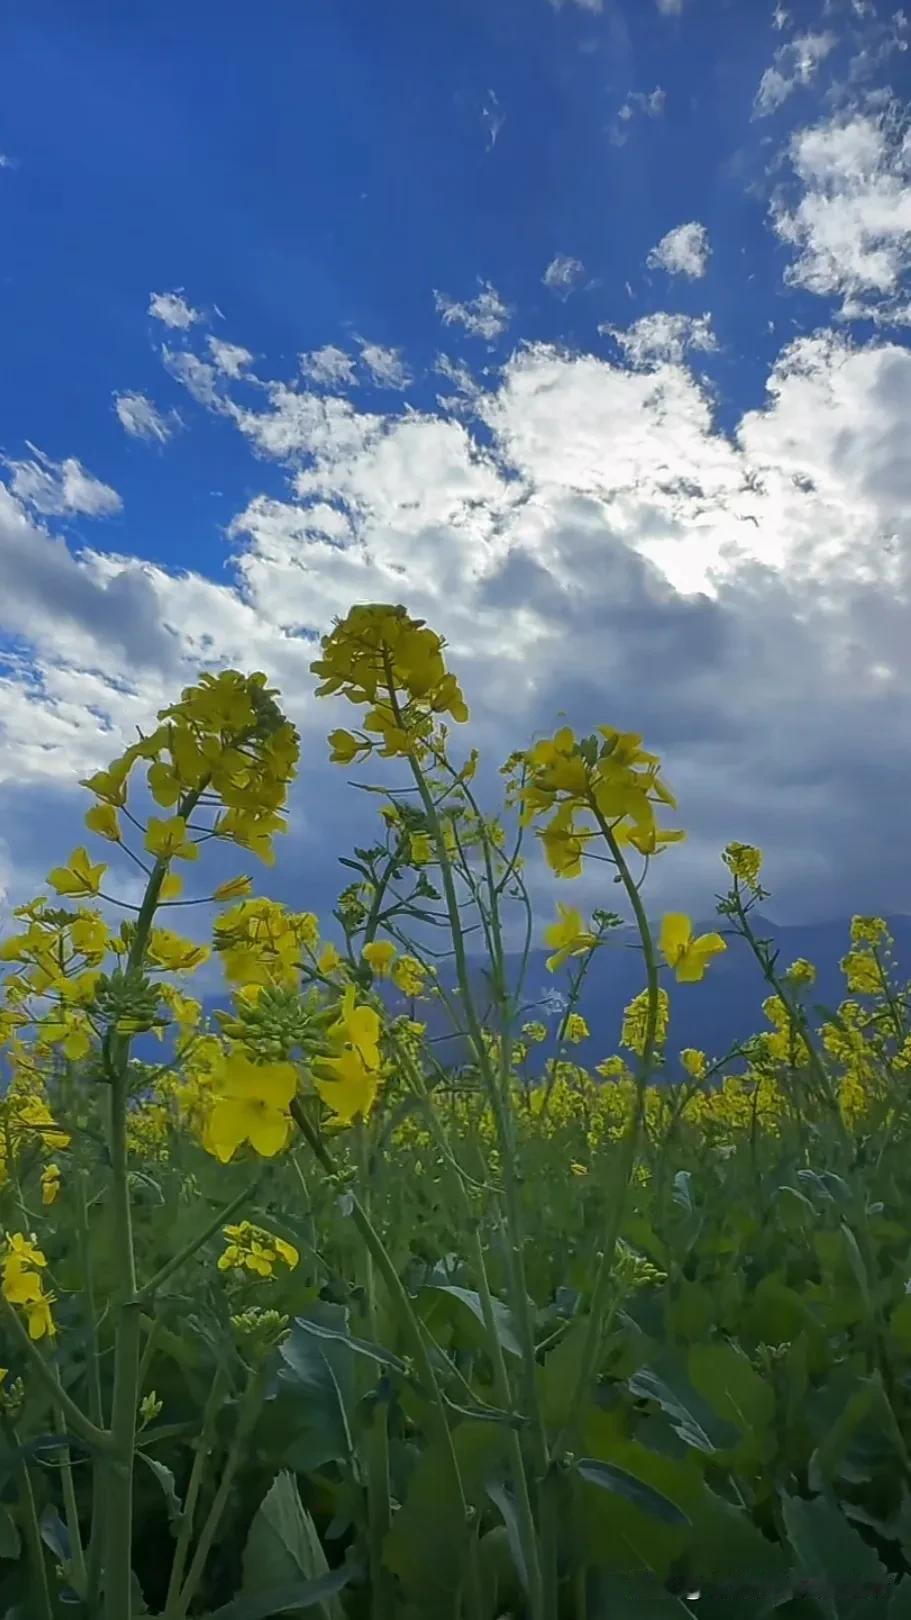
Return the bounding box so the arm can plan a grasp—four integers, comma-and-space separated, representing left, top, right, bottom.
203, 1053, 297, 1163
659, 914, 726, 984
544, 903, 597, 973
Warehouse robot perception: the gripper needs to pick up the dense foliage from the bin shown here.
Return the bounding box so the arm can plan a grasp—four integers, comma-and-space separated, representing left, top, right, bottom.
0, 603, 910, 1620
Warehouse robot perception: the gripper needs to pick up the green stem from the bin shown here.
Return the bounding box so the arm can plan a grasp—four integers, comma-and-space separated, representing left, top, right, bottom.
292, 1100, 485, 1618
163, 1369, 229, 1615
10, 1423, 54, 1620
356, 1121, 394, 1620
170, 1367, 266, 1620
53, 1400, 87, 1593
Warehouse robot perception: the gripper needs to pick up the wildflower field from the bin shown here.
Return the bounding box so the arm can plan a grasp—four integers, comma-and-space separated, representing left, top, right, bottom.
2, 602, 911, 1620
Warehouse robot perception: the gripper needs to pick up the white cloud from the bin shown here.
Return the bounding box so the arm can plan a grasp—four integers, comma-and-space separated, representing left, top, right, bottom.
0, 154, 15, 170
773, 5, 790, 26
602, 312, 717, 367
772, 101, 911, 321
4, 445, 122, 518
548, 0, 603, 11
611, 87, 666, 145
358, 341, 412, 390
162, 346, 236, 411
543, 255, 585, 298
754, 31, 837, 116
207, 337, 253, 377
482, 89, 504, 152
656, 0, 683, 14
114, 392, 178, 445
434, 281, 512, 340
299, 345, 357, 387
647, 221, 711, 278
148, 290, 202, 330
6, 327, 911, 925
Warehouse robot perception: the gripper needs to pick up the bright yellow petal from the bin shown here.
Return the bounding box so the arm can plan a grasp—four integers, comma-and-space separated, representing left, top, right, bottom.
659, 913, 692, 961
246, 1108, 292, 1158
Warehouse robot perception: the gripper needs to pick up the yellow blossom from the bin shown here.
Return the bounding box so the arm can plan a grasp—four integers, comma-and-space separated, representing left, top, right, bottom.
544, 903, 597, 973
47, 848, 106, 899
145, 816, 199, 863
565, 1013, 589, 1045
213, 875, 254, 903
203, 1053, 297, 1163
680, 1048, 707, 1080
392, 955, 427, 997
659, 914, 726, 983
314, 1047, 381, 1125
318, 943, 343, 974
723, 842, 763, 888
363, 941, 397, 978
41, 1163, 61, 1206
85, 803, 121, 842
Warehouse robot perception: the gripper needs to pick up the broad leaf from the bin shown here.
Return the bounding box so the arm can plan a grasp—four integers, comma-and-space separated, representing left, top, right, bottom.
199, 1567, 358, 1620
574, 1457, 691, 1525
242, 1472, 344, 1620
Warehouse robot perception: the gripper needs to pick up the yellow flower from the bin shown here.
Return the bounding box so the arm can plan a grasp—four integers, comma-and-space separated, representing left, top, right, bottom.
522, 1021, 548, 1044
47, 848, 106, 899
850, 916, 888, 947
544, 903, 597, 972
392, 955, 427, 997
145, 816, 198, 863
409, 832, 433, 866
146, 930, 210, 973
363, 941, 397, 978
23, 1290, 56, 1341
327, 986, 381, 1067
41, 1163, 61, 1206
540, 808, 587, 879
784, 957, 816, 988
841, 951, 881, 995
85, 803, 121, 842
328, 729, 364, 765
680, 1048, 707, 1080
314, 1047, 381, 1125
723, 842, 763, 888
70, 913, 111, 959
318, 943, 343, 974
564, 1013, 589, 1045
213, 875, 254, 903
659, 914, 726, 983
159, 872, 184, 902
570, 1161, 588, 1177
204, 1054, 297, 1164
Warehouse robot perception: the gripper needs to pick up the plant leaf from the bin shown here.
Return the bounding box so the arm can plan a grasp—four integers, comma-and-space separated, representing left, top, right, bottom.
199, 1567, 358, 1620
574, 1457, 691, 1526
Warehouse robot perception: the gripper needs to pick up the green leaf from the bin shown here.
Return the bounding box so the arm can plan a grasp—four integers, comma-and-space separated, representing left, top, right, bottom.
780, 1493, 893, 1620
289, 1314, 409, 1378
199, 1567, 358, 1620
0, 1507, 20, 1561
485, 1480, 529, 1593
137, 1452, 184, 1535
242, 1472, 344, 1620
588, 1573, 701, 1617
424, 1284, 523, 1359
277, 1309, 355, 1470
574, 1458, 691, 1526
383, 1436, 472, 1604
687, 1342, 774, 1435
628, 1352, 738, 1455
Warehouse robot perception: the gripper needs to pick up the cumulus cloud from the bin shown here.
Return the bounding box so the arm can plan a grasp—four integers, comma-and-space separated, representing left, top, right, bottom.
299, 345, 357, 387
754, 31, 837, 116
771, 100, 911, 322
602, 312, 717, 367
4, 326, 911, 926
148, 290, 202, 329
114, 392, 178, 444
358, 341, 412, 389
434, 282, 512, 341
4, 445, 122, 518
647, 221, 711, 278
207, 337, 253, 377
543, 255, 585, 298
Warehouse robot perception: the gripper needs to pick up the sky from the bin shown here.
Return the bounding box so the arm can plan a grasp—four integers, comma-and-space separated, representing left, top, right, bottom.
1, 0, 911, 941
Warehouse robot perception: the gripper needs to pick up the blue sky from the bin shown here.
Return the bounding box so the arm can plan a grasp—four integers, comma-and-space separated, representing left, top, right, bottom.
1, 0, 911, 936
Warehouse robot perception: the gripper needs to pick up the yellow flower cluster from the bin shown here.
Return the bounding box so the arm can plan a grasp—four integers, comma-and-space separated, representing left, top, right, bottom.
313, 603, 469, 762
214, 898, 319, 990
1, 1234, 55, 1340
218, 1221, 299, 1277
516, 725, 683, 878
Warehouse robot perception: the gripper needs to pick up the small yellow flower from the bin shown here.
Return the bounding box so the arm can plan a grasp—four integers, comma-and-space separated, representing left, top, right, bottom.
392, 955, 427, 997
565, 1013, 590, 1045
723, 842, 763, 888
159, 872, 184, 902
145, 817, 199, 863
40, 1164, 61, 1206
314, 1047, 381, 1125
522, 1021, 548, 1044
328, 729, 364, 765
363, 940, 397, 978
544, 903, 597, 973
409, 832, 433, 866
570, 1161, 588, 1177
680, 1048, 707, 1080
85, 803, 121, 842
659, 914, 726, 983
213, 875, 254, 903
318, 943, 343, 974
47, 848, 106, 899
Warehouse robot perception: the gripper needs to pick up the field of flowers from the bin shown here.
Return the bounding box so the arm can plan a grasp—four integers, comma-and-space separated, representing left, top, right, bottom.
1, 602, 910, 1620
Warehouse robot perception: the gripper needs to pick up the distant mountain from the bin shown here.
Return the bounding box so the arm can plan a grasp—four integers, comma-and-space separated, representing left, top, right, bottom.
374, 913, 911, 1082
